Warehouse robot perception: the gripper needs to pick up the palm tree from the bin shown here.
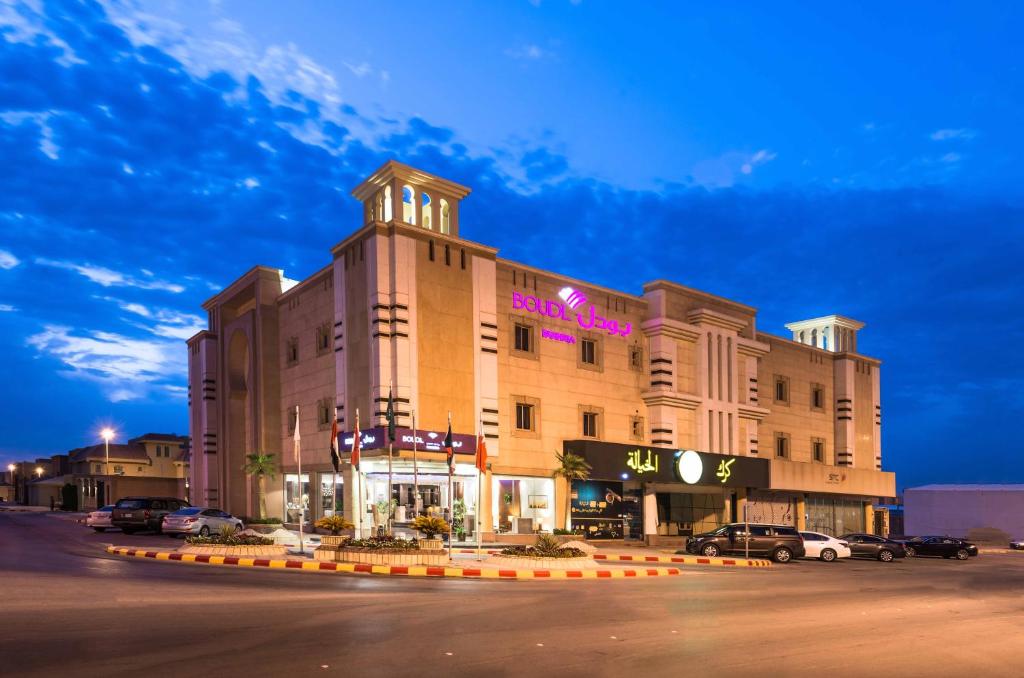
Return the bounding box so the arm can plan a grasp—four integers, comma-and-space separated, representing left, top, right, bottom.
242, 453, 276, 520
553, 451, 592, 531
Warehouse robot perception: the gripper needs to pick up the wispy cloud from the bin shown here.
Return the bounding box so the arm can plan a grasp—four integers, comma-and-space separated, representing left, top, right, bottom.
0, 249, 20, 269
741, 149, 777, 175
97, 297, 206, 341
0, 304, 16, 312
691, 149, 778, 187
26, 325, 186, 402
35, 259, 185, 293
505, 44, 552, 60
343, 61, 373, 78
930, 128, 977, 142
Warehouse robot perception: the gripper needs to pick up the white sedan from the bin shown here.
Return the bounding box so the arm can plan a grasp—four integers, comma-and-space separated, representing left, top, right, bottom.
86, 505, 115, 532
799, 531, 851, 562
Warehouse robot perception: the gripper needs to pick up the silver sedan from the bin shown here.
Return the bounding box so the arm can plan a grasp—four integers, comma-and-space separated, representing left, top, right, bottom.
86, 505, 115, 532
162, 507, 244, 537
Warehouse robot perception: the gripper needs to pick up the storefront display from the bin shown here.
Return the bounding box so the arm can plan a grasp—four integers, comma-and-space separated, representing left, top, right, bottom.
492, 475, 554, 533
571, 479, 629, 539
284, 473, 309, 524
807, 496, 866, 535
318, 473, 343, 518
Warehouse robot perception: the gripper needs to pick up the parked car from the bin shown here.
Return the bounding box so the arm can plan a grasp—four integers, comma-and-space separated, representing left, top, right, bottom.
686, 523, 806, 563
799, 531, 851, 562
111, 497, 190, 534
86, 505, 115, 532
1011, 539, 1023, 550
902, 536, 978, 560
839, 533, 906, 562
162, 507, 244, 537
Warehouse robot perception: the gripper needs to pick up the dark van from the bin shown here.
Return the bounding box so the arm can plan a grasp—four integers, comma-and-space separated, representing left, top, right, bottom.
686, 523, 806, 563
111, 497, 190, 534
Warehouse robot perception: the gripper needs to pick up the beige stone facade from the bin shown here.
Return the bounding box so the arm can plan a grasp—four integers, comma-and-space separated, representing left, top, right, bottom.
189, 161, 895, 541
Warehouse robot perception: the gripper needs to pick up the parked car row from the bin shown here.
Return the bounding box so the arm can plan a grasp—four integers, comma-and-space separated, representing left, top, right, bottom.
684, 522, 980, 564
85, 496, 244, 537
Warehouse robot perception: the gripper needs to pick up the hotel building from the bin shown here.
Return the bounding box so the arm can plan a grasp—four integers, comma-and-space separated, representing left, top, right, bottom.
187, 161, 895, 543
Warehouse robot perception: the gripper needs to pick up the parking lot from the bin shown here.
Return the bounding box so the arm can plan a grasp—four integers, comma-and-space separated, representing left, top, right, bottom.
4, 511, 1024, 677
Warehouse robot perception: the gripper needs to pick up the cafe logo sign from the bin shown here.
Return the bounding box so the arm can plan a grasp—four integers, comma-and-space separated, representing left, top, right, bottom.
626, 448, 659, 474
715, 459, 735, 483
511, 287, 632, 338
675, 450, 735, 484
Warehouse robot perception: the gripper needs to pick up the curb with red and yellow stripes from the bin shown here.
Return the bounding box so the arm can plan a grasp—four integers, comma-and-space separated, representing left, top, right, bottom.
593, 553, 772, 568
105, 546, 682, 580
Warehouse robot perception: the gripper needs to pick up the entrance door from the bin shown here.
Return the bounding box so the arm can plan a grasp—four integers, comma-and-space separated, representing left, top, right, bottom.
96, 481, 105, 507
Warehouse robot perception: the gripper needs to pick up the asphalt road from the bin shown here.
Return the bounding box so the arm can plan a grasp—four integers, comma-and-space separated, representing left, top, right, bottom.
2, 512, 1023, 678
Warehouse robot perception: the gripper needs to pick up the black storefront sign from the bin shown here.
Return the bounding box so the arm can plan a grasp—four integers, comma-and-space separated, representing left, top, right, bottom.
563, 439, 769, 489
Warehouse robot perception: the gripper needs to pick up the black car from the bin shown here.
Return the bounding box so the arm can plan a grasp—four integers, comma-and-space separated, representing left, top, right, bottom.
902, 536, 978, 560
686, 523, 806, 563
839, 533, 906, 562
111, 497, 190, 534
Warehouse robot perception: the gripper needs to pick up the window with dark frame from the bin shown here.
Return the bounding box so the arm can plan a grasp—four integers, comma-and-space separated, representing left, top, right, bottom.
775, 432, 790, 458
774, 375, 789, 404
629, 345, 643, 371
811, 384, 825, 410
582, 411, 598, 438
630, 416, 644, 441
287, 407, 298, 435
316, 322, 331, 356
515, 402, 534, 431
286, 337, 299, 366
812, 438, 825, 462
581, 338, 597, 365
514, 323, 532, 353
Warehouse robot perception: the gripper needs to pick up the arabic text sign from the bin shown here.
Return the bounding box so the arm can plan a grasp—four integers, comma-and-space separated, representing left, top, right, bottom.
339, 426, 476, 454
511, 288, 632, 338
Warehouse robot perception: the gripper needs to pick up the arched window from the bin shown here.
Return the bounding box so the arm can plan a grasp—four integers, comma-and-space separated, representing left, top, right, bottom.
402, 185, 415, 224
383, 186, 393, 222
421, 193, 432, 229
799, 331, 805, 344
374, 191, 383, 221
440, 199, 451, 234
822, 327, 829, 351
810, 329, 817, 348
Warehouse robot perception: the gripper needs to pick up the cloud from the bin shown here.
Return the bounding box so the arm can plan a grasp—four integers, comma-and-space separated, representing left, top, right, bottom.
0, 304, 16, 312
35, 259, 185, 293
0, 249, 20, 269
930, 128, 977, 141
97, 296, 206, 340
741, 149, 777, 175
26, 325, 186, 402
343, 61, 373, 78
505, 44, 551, 60
691, 149, 777, 187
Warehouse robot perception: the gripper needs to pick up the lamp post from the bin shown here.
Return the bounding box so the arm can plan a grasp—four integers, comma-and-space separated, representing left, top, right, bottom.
101, 428, 114, 507
7, 463, 15, 504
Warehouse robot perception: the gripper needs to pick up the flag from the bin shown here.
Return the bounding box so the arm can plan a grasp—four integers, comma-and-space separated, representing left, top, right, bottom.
351, 409, 361, 471
329, 409, 340, 473
292, 406, 301, 463
385, 385, 396, 442
475, 424, 488, 474
444, 416, 454, 472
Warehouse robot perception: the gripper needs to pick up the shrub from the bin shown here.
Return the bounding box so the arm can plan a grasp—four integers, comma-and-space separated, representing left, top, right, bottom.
499, 533, 586, 559
410, 515, 449, 539
345, 536, 420, 550
245, 517, 283, 524
218, 523, 239, 539
315, 515, 354, 535
186, 534, 275, 546
553, 528, 580, 535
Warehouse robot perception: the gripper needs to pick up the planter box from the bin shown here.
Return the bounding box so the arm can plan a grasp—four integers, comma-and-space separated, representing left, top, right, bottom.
313, 546, 448, 566
319, 535, 349, 547
179, 544, 288, 557
486, 555, 597, 570
418, 538, 444, 551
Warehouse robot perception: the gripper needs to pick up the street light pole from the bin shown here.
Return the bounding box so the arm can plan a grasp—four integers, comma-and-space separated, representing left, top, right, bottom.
101, 428, 114, 507
7, 463, 15, 504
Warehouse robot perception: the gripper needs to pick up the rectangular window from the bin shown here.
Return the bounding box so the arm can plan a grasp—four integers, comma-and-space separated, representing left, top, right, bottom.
428, 240, 435, 261
316, 322, 331, 356
513, 323, 533, 353
812, 438, 825, 463
319, 473, 344, 517
444, 244, 451, 266
286, 337, 299, 366
582, 411, 598, 438
317, 399, 332, 430
811, 384, 825, 410
113, 465, 124, 475
581, 338, 597, 365
460, 249, 466, 270
284, 473, 310, 524
775, 432, 790, 459
773, 375, 790, 404
515, 402, 534, 431
630, 416, 644, 441
629, 345, 643, 371
287, 407, 298, 435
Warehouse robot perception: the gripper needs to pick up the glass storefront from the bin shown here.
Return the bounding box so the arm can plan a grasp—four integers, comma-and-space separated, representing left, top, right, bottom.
359, 460, 479, 537
807, 496, 865, 536
318, 473, 343, 517
493, 476, 555, 534
284, 473, 310, 524
655, 491, 726, 537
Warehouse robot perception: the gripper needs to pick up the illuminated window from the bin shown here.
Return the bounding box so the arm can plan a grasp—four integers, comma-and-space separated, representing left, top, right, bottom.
383, 185, 393, 221
421, 192, 432, 229
440, 199, 451, 234
402, 185, 415, 224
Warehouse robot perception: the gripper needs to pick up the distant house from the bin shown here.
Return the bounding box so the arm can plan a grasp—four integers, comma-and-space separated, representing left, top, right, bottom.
904, 484, 1024, 542
68, 433, 189, 509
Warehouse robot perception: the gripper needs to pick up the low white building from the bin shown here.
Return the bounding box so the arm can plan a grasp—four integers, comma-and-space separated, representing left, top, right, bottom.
904, 484, 1024, 542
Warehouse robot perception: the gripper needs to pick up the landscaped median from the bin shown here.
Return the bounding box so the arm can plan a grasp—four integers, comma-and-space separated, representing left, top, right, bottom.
104, 546, 682, 580
453, 549, 773, 568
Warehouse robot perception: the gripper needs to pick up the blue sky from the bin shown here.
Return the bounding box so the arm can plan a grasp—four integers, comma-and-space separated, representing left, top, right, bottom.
1, 0, 1021, 490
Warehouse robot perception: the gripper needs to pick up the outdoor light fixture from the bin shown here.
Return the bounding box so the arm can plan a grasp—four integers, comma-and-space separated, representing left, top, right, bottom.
100, 428, 114, 442
35, 467, 43, 477
6, 463, 13, 472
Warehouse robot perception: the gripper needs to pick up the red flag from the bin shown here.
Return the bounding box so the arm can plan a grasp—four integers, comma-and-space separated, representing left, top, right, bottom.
351, 410, 361, 471
475, 428, 488, 474
444, 418, 454, 472
329, 410, 340, 473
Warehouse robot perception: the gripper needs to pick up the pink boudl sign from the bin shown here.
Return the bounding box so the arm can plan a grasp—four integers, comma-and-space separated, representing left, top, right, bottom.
512, 286, 632, 337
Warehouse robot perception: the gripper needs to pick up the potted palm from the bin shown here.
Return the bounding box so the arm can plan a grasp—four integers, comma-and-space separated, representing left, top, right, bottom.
553, 450, 592, 532
242, 453, 280, 530
315, 515, 354, 547
410, 515, 449, 551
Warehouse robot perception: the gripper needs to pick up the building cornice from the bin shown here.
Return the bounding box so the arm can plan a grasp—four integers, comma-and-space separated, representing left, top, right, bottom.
736, 336, 771, 358
641, 389, 703, 410
201, 265, 286, 311
643, 279, 757, 314
687, 307, 749, 333
737, 403, 772, 422
640, 317, 701, 342
351, 160, 472, 202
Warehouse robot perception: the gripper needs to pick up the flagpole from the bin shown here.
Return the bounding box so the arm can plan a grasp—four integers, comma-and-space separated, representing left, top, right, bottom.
295, 405, 305, 555
412, 408, 419, 518
387, 380, 394, 535
354, 408, 361, 539
447, 411, 453, 562
476, 416, 483, 560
